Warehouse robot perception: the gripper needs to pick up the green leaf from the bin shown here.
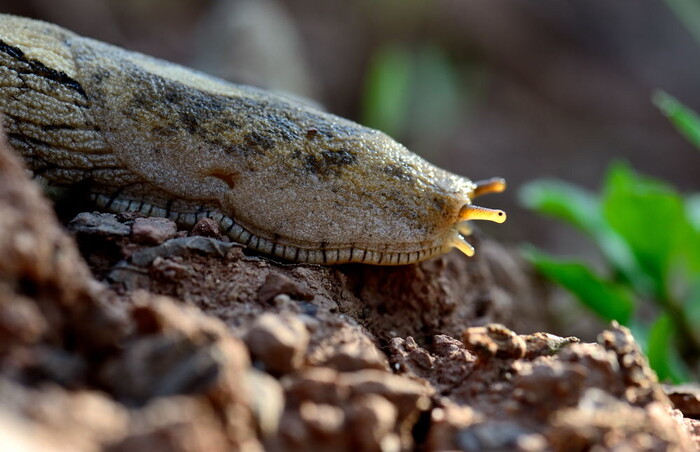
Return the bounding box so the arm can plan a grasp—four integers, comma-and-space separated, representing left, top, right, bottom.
524, 248, 635, 324
682, 281, 700, 347
663, 0, 700, 47
653, 90, 700, 151
518, 179, 600, 234
361, 45, 412, 137
682, 195, 700, 277
602, 163, 688, 298
519, 179, 651, 294
687, 194, 700, 232
647, 315, 673, 382
627, 320, 649, 352
646, 314, 691, 383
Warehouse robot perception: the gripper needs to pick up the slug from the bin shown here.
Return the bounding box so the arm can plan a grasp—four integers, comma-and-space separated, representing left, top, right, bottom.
0, 14, 506, 265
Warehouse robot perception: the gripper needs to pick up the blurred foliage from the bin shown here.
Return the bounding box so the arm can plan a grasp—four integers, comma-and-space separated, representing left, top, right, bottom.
361, 44, 412, 138
519, 95, 700, 383
664, 0, 700, 45
361, 42, 485, 158
654, 90, 700, 150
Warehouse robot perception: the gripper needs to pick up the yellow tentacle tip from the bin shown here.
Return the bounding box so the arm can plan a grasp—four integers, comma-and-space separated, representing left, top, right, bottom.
454, 234, 475, 257
459, 205, 507, 224
473, 177, 507, 198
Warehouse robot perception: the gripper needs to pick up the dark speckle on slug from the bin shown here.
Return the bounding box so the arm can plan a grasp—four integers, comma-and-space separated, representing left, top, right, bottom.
301, 148, 357, 177
151, 125, 177, 137
223, 133, 275, 156
163, 85, 183, 104
321, 149, 356, 166
245, 131, 274, 150
383, 163, 414, 182
179, 110, 199, 135
432, 195, 449, 216
89, 68, 111, 84
259, 112, 302, 141
312, 122, 364, 139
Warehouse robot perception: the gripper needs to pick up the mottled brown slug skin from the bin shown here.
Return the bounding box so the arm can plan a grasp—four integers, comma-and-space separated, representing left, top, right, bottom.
0, 14, 506, 265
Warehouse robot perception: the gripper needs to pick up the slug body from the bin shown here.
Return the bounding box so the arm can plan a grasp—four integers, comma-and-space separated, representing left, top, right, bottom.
0, 14, 506, 265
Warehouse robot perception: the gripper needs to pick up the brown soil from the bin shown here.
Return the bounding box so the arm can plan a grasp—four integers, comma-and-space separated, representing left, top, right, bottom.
0, 131, 698, 451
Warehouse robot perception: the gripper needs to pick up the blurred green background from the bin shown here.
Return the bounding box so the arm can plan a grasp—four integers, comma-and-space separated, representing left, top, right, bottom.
5, 0, 700, 379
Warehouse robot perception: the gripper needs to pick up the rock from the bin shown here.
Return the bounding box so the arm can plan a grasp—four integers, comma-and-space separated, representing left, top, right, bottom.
245, 313, 310, 375
521, 332, 580, 359
0, 289, 46, 352
0, 134, 96, 309
299, 401, 345, 435
109, 396, 235, 452
664, 384, 700, 418
0, 379, 129, 451
257, 273, 313, 304
131, 217, 178, 245
548, 389, 696, 451
681, 416, 700, 449
0, 130, 129, 370
597, 324, 668, 405
69, 211, 131, 237
247, 369, 285, 437
128, 236, 242, 266
462, 323, 526, 360
426, 403, 482, 450
346, 394, 400, 452
190, 217, 223, 239
283, 367, 351, 406
281, 367, 429, 450
102, 295, 252, 403
318, 342, 388, 372
390, 336, 435, 373
388, 335, 476, 393
342, 369, 431, 424
454, 420, 544, 451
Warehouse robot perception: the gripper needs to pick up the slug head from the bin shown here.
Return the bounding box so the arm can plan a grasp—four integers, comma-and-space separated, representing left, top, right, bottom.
212, 124, 508, 264
451, 177, 507, 257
